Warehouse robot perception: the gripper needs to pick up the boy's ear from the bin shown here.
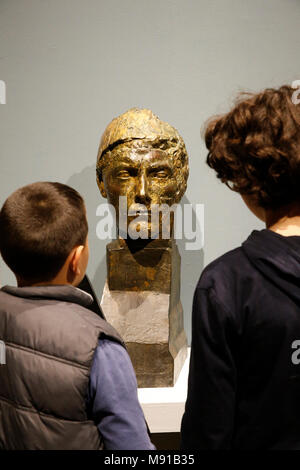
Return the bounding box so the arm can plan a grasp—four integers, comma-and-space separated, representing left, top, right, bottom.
70, 245, 85, 275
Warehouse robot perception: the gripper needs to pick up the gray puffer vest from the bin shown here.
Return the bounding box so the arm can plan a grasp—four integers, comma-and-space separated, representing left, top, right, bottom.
0, 284, 124, 450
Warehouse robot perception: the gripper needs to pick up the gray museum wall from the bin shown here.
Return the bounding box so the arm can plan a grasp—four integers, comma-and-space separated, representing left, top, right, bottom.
0, 0, 299, 343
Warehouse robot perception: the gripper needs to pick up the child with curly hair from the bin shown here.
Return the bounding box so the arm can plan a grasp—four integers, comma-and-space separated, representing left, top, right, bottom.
181, 85, 300, 450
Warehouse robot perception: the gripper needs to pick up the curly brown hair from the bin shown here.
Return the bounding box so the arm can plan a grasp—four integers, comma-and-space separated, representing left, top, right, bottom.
205, 85, 300, 209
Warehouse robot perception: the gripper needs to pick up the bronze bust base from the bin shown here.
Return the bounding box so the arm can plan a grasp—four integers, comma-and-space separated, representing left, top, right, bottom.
100, 238, 187, 388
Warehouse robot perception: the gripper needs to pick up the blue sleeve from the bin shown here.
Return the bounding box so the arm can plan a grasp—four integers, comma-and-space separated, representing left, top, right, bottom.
87, 338, 155, 450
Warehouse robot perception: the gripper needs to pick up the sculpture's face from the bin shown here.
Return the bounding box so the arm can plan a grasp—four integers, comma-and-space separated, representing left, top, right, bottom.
99, 143, 180, 238
97, 108, 189, 240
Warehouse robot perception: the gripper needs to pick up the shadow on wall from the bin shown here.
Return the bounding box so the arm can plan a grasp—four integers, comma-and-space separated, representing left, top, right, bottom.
67, 167, 204, 344
67, 164, 108, 302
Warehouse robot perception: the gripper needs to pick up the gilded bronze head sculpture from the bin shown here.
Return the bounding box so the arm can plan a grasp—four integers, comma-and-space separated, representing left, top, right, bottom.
97, 108, 189, 387
96, 108, 189, 239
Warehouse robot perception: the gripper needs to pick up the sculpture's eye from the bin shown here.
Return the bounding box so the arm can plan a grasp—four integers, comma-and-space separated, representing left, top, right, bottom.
152, 169, 170, 179
116, 169, 131, 179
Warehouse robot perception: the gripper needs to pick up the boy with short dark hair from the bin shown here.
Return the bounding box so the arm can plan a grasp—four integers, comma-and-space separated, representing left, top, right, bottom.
181, 85, 300, 449
0, 181, 154, 450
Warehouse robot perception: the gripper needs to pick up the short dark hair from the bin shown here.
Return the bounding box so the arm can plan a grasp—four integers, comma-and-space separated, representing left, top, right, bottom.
0, 182, 88, 283
204, 85, 300, 209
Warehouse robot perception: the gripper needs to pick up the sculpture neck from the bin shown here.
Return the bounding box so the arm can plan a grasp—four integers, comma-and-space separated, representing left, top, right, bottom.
118, 237, 172, 253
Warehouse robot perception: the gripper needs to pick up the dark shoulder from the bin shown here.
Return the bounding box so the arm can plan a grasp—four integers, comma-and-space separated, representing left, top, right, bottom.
196, 246, 253, 301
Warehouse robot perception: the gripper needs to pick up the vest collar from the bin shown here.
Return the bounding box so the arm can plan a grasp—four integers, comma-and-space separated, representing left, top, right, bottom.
1, 284, 94, 308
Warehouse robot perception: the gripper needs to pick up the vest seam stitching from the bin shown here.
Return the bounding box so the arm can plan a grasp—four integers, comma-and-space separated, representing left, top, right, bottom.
5, 341, 90, 370
0, 395, 93, 424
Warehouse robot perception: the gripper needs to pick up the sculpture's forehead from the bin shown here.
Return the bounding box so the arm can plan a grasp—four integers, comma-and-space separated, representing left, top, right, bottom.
106, 147, 174, 168
97, 108, 181, 163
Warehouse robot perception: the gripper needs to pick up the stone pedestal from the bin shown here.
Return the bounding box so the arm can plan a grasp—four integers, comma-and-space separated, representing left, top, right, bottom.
100, 239, 187, 388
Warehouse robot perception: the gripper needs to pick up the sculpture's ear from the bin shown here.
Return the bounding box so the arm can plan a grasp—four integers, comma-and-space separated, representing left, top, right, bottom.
96, 167, 107, 198
98, 180, 107, 199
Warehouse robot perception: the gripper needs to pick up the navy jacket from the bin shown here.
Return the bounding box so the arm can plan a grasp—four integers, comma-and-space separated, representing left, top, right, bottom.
181, 229, 300, 449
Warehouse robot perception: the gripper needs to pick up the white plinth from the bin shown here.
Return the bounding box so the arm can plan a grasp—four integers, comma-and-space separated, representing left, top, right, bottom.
138, 348, 190, 433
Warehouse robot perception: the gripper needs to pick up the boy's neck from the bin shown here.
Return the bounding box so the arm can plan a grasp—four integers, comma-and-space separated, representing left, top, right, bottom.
17, 271, 75, 288
266, 203, 300, 236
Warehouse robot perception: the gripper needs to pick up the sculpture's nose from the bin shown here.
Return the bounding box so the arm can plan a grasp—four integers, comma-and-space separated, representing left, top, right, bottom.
135, 172, 150, 205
